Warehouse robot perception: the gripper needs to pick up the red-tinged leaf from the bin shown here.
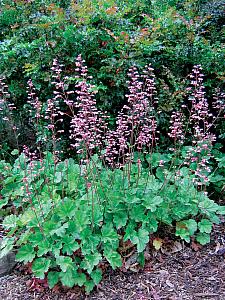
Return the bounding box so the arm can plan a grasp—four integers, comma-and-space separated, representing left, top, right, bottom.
191, 241, 202, 251
52, 285, 60, 293
106, 6, 117, 15
144, 262, 153, 272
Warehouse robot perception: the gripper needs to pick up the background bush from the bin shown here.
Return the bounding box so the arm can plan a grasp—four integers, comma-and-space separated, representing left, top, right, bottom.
0, 0, 224, 117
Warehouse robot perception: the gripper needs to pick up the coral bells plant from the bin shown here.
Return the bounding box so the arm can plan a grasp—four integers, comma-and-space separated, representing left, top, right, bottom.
70, 55, 108, 158
104, 64, 158, 167
183, 65, 217, 187
0, 60, 225, 295
168, 110, 185, 145
0, 77, 19, 153
0, 77, 16, 121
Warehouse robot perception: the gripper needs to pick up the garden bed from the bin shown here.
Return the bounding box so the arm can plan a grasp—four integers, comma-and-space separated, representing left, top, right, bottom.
0, 224, 224, 300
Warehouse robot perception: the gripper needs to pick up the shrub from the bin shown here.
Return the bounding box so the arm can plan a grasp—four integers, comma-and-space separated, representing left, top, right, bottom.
0, 0, 224, 151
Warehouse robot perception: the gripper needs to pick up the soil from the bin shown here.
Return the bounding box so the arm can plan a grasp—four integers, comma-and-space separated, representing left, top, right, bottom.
0, 224, 224, 300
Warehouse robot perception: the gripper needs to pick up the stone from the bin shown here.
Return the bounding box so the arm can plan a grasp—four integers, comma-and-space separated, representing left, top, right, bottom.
0, 241, 16, 277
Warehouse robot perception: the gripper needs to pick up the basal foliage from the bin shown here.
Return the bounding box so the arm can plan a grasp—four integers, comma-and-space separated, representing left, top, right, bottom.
0, 151, 224, 292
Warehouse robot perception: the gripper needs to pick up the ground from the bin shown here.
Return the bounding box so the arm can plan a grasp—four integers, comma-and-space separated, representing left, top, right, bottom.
0, 223, 224, 300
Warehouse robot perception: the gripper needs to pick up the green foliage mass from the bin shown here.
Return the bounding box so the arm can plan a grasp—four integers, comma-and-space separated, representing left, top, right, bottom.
0, 0, 224, 114
0, 150, 224, 292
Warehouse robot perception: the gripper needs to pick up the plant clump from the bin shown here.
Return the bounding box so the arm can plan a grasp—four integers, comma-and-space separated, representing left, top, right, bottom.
0, 57, 225, 294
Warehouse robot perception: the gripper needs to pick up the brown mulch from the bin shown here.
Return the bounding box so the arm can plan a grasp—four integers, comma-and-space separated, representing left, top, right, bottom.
0, 224, 224, 300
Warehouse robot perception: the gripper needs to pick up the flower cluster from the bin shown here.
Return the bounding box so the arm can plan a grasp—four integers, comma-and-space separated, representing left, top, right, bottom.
22, 145, 39, 162
168, 110, 185, 145
27, 79, 42, 121
0, 77, 16, 122
70, 55, 108, 157
51, 59, 75, 110
41, 59, 68, 159
212, 88, 225, 117
104, 65, 157, 167
185, 65, 215, 186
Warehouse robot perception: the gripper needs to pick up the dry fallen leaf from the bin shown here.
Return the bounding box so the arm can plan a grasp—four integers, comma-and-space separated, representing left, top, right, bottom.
191, 241, 202, 252
124, 252, 140, 272
161, 241, 182, 255
153, 238, 163, 250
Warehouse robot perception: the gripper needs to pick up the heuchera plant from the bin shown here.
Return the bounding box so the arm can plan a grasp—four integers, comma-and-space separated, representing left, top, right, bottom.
0, 58, 225, 293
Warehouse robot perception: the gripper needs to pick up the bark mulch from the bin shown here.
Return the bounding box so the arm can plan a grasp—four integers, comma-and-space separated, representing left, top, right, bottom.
0, 224, 224, 300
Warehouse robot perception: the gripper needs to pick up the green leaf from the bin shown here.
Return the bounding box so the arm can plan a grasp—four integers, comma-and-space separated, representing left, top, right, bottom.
17, 231, 31, 245
0, 197, 9, 209
156, 167, 166, 181
81, 232, 100, 255
124, 221, 136, 241
16, 244, 35, 263
130, 205, 146, 222
52, 223, 68, 237
67, 160, 80, 192
217, 205, 225, 215
104, 250, 122, 269
184, 219, 197, 235
57, 198, 76, 219
2, 214, 18, 229
145, 175, 163, 191
113, 209, 128, 229
60, 268, 77, 288
48, 271, 60, 288
37, 240, 52, 257
20, 209, 36, 226
91, 269, 102, 285
208, 213, 220, 224
52, 241, 63, 258
144, 195, 163, 212
11, 149, 19, 156
131, 228, 149, 253
196, 233, 210, 245
43, 220, 58, 235
138, 252, 145, 268
199, 198, 218, 214
32, 258, 51, 279
101, 224, 119, 249
80, 253, 102, 274
56, 256, 75, 272
43, 221, 68, 237
55, 172, 62, 183
74, 273, 86, 287
85, 279, 95, 294
74, 209, 90, 232
171, 203, 193, 220
209, 175, 224, 183
175, 222, 190, 243
0, 237, 15, 259
218, 157, 225, 168
40, 199, 53, 217
93, 207, 104, 225
146, 214, 158, 232
198, 219, 212, 234
29, 232, 43, 246
62, 235, 80, 255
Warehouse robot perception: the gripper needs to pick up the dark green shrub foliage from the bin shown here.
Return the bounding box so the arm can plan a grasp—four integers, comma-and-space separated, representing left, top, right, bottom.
0, 0, 224, 146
